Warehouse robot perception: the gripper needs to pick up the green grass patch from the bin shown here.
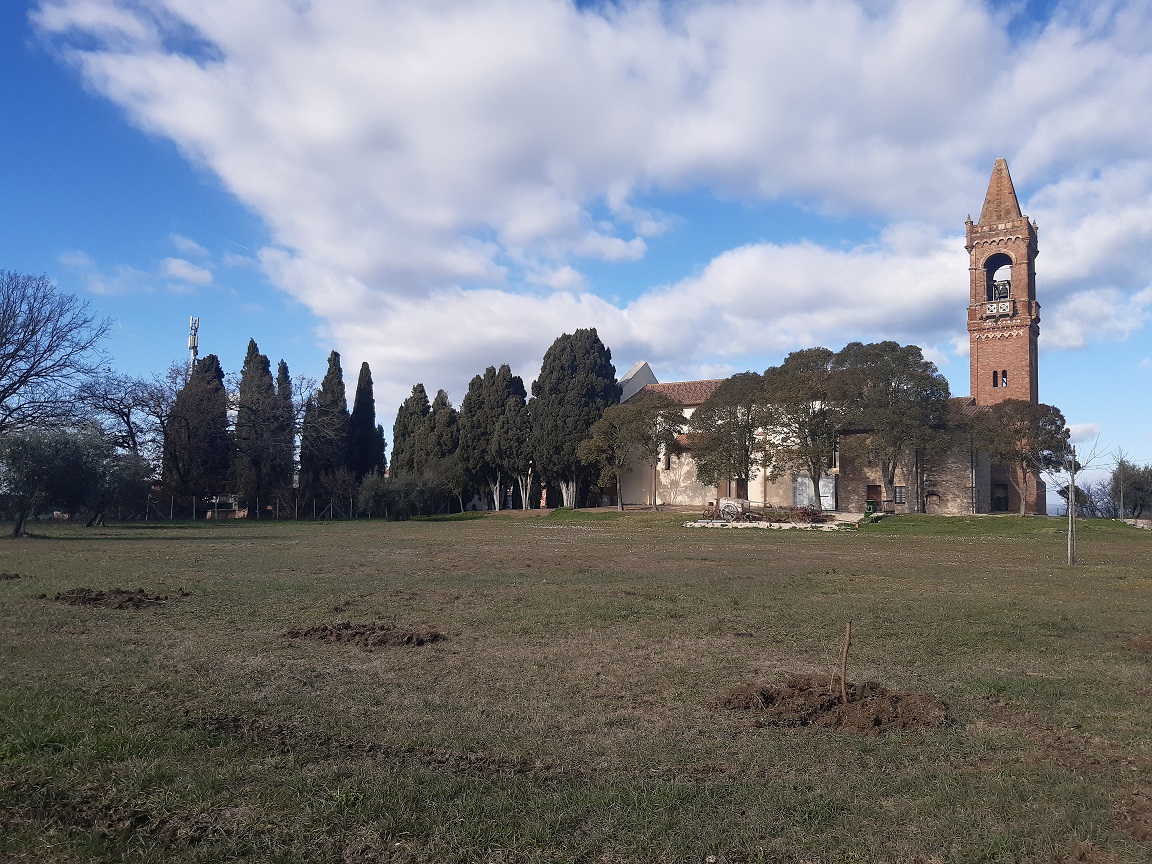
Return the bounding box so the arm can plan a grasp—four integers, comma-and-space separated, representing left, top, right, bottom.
1, 515, 1149, 862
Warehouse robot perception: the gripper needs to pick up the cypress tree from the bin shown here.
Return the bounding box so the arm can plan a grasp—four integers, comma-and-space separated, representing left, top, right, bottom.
347, 361, 386, 482
232, 339, 277, 507
299, 351, 350, 492
391, 383, 431, 477
530, 329, 620, 507
459, 365, 526, 510
162, 354, 231, 505
270, 360, 295, 492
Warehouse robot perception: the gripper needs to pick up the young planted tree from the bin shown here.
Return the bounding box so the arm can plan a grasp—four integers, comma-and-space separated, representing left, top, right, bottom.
687, 372, 765, 498
975, 399, 1070, 515
530, 329, 620, 508
833, 342, 950, 510
346, 362, 386, 482
161, 354, 231, 505
390, 384, 431, 477
760, 348, 845, 512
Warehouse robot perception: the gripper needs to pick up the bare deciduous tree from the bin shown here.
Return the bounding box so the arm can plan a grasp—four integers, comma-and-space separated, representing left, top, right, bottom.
0, 271, 110, 432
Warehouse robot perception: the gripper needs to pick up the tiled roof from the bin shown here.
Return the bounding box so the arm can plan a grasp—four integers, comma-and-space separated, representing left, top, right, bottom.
629, 379, 724, 407
949, 396, 986, 420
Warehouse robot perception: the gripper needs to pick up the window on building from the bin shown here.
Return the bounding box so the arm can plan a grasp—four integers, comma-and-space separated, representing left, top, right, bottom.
1001, 369, 1008, 387
894, 486, 907, 505
663, 451, 671, 471
992, 370, 999, 388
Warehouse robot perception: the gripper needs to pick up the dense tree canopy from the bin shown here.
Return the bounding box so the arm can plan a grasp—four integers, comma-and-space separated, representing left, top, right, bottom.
975, 399, 1069, 515
833, 341, 950, 509
530, 329, 619, 507
161, 354, 230, 502
299, 351, 350, 493
578, 393, 683, 511
687, 372, 765, 496
232, 339, 280, 504
390, 383, 431, 477
760, 348, 845, 511
1111, 458, 1152, 519
459, 365, 526, 510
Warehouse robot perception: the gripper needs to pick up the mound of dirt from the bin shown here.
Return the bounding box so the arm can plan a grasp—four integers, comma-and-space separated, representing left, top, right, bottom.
0, 572, 22, 581
721, 673, 951, 733
1120, 788, 1152, 840
52, 587, 190, 610
285, 621, 445, 650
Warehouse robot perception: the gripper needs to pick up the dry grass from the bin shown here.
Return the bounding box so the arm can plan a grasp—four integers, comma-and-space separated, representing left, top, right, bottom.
0, 511, 1150, 862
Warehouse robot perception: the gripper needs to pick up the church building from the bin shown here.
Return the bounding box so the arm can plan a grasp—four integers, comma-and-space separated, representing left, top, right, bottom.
619, 159, 1047, 515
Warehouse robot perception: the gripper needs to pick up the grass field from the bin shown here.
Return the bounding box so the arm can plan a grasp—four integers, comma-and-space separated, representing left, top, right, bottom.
1, 511, 1150, 863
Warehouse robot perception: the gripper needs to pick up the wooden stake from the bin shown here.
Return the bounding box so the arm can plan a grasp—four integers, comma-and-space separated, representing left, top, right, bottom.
839, 621, 852, 705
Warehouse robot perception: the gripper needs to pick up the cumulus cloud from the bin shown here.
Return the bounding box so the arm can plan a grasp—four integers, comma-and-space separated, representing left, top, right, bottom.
161, 257, 213, 286
32, 0, 1152, 410
170, 233, 209, 257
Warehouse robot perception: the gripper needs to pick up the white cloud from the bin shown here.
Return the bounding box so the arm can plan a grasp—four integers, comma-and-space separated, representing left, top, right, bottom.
1068, 423, 1102, 444
170, 233, 209, 256
33, 0, 1152, 412
161, 257, 213, 285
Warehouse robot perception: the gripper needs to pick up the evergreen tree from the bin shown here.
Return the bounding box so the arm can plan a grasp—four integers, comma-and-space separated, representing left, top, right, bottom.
529, 329, 619, 508
297, 395, 319, 497
299, 351, 350, 492
459, 365, 526, 510
270, 360, 295, 492
391, 383, 431, 477
495, 389, 534, 509
161, 354, 230, 505
420, 390, 463, 510
231, 339, 278, 507
347, 362, 386, 481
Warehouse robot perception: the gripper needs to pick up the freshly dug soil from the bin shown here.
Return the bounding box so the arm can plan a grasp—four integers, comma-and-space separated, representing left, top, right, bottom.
285, 621, 445, 650
1125, 636, 1152, 654
1120, 788, 1152, 840
0, 572, 22, 581
52, 587, 190, 610
721, 673, 951, 733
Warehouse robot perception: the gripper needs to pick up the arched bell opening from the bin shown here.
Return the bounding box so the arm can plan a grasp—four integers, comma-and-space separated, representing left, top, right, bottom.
984, 252, 1013, 301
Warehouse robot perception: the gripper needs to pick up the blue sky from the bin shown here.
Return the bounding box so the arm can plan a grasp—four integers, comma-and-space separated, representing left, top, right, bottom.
3, 0, 1151, 484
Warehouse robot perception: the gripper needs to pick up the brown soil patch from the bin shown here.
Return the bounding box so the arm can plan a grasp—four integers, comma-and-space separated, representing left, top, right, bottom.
285, 620, 445, 650
0, 572, 22, 581
721, 673, 951, 733
52, 587, 190, 609
1124, 635, 1152, 653
1119, 788, 1152, 841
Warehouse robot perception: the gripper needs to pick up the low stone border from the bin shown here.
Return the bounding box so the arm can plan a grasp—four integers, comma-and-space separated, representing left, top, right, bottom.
1123, 518, 1152, 531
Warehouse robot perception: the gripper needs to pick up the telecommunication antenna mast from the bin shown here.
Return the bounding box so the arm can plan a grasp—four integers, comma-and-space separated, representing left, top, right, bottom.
188, 316, 200, 373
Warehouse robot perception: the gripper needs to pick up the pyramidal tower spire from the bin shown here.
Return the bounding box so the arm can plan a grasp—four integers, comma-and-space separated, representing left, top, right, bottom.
978, 158, 1023, 224
966, 158, 1040, 407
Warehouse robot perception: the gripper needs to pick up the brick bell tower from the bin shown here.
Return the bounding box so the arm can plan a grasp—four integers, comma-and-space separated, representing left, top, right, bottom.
966, 158, 1040, 406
